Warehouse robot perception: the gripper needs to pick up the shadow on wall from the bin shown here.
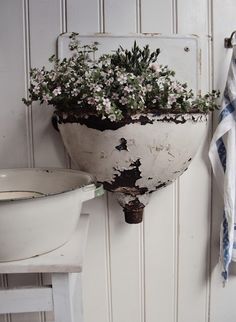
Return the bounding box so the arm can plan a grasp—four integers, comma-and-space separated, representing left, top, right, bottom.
0, 107, 28, 169
32, 104, 67, 167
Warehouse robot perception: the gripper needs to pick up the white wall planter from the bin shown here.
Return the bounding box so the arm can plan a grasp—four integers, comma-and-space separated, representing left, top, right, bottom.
0, 168, 103, 261
55, 112, 208, 223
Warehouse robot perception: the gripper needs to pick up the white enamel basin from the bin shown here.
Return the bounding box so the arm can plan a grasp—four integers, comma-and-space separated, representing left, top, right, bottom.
0, 168, 103, 261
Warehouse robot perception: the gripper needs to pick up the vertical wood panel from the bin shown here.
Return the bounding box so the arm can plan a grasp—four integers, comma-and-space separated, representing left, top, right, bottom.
176, 2, 211, 322
66, 2, 111, 322
104, 0, 137, 34
67, 0, 100, 33
28, 4, 66, 321
0, 1, 31, 321
141, 0, 173, 33
141, 2, 177, 322
107, 194, 143, 322
0, 0, 28, 168
81, 196, 110, 322
177, 0, 210, 92
178, 129, 211, 322
9, 1, 67, 321
104, 2, 143, 322
29, 0, 66, 167
144, 186, 176, 322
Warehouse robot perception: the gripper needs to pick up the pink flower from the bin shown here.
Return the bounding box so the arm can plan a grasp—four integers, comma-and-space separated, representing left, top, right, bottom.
112, 93, 119, 100
124, 86, 133, 93
87, 97, 96, 105
149, 63, 161, 75
119, 97, 128, 105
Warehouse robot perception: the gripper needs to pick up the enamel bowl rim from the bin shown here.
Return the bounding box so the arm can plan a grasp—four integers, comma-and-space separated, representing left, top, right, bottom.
0, 167, 98, 202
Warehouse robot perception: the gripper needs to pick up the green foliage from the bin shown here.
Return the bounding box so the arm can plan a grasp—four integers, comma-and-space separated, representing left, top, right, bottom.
23, 33, 220, 122
109, 41, 160, 75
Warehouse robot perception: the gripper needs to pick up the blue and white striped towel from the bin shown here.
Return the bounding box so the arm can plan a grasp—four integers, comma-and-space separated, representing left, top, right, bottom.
209, 46, 236, 282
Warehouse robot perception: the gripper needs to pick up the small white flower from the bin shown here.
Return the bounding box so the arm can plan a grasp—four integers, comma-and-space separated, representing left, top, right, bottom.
49, 73, 56, 81
112, 93, 119, 100
36, 71, 44, 82
105, 79, 113, 86
146, 84, 153, 92
94, 85, 102, 92
171, 82, 183, 93
108, 114, 116, 122
96, 104, 103, 111
33, 86, 40, 94
117, 74, 127, 84
53, 87, 61, 96
119, 97, 128, 105
167, 94, 177, 105
71, 88, 79, 96
124, 86, 133, 93
102, 98, 112, 113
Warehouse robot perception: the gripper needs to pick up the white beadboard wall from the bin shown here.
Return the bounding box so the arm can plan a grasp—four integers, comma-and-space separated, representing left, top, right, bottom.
0, 1, 236, 322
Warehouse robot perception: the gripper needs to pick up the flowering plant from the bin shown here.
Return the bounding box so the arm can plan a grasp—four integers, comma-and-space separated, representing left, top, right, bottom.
23, 33, 219, 122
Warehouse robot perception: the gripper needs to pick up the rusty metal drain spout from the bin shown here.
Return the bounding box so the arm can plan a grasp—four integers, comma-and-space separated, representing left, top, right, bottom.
123, 206, 145, 224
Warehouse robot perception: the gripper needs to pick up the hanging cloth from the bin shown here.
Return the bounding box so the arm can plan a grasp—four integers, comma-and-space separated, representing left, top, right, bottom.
209, 46, 236, 282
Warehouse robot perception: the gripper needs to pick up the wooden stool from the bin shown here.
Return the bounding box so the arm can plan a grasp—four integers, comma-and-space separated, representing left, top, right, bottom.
0, 214, 90, 322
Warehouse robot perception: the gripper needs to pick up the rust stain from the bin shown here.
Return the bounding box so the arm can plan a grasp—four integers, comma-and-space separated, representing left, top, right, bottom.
123, 198, 145, 224
103, 159, 148, 196
115, 138, 128, 151
55, 111, 207, 132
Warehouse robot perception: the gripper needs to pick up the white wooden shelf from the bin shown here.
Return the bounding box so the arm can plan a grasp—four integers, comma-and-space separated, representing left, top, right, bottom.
0, 213, 90, 320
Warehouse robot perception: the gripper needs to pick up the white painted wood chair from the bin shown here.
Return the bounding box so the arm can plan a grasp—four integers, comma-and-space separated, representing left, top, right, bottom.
0, 213, 90, 322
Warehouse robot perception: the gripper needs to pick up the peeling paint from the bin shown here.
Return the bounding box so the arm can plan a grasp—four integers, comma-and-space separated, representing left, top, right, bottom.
156, 182, 167, 189
103, 159, 148, 196
57, 112, 208, 223
55, 111, 207, 131
115, 138, 128, 151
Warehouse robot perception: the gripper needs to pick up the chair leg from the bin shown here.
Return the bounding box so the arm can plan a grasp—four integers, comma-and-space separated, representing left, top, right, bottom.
51, 273, 83, 322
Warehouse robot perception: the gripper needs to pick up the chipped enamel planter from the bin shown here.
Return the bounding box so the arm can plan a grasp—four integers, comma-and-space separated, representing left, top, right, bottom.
55, 112, 208, 224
